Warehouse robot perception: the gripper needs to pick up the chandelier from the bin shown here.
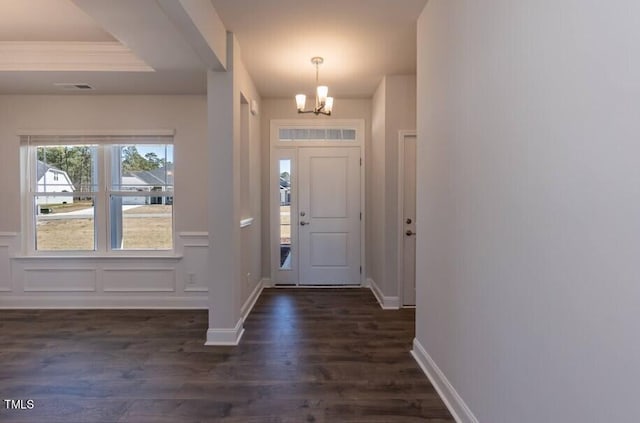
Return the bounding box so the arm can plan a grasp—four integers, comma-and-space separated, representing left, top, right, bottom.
295, 56, 334, 116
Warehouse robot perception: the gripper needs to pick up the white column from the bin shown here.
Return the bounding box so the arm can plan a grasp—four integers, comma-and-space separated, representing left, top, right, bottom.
206, 33, 243, 345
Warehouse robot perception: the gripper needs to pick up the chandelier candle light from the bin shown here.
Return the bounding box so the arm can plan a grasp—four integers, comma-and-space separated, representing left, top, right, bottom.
295, 56, 334, 116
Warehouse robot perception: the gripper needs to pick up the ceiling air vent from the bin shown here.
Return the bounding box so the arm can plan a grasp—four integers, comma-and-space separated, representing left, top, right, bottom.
53, 83, 94, 91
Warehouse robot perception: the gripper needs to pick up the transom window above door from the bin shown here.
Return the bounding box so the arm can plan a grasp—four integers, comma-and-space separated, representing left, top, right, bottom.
278, 128, 356, 142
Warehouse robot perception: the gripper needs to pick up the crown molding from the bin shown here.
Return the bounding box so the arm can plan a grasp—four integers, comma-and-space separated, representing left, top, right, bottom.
0, 41, 154, 72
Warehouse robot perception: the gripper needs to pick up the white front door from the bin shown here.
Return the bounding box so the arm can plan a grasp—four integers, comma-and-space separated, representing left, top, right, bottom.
298, 147, 361, 285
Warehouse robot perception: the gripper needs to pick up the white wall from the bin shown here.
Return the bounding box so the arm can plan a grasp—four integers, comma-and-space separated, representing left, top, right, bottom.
415, 1, 640, 422
259, 98, 371, 281
370, 75, 416, 304
0, 95, 207, 232
0, 95, 210, 307
384, 75, 416, 298
370, 80, 387, 295
234, 38, 263, 315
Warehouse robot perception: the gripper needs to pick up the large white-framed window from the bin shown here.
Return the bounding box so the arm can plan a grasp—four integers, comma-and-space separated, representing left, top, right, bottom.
21, 133, 174, 255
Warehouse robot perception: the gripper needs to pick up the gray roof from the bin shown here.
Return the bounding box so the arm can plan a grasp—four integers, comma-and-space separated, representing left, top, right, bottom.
37, 160, 66, 181
36, 160, 51, 181
125, 164, 174, 186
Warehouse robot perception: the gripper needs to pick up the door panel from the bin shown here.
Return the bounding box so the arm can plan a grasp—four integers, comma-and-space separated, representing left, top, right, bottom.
310, 157, 348, 217
299, 147, 360, 285
310, 233, 348, 266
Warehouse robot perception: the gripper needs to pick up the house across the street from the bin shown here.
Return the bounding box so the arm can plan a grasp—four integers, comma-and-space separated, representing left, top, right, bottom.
120, 165, 174, 205
36, 160, 75, 205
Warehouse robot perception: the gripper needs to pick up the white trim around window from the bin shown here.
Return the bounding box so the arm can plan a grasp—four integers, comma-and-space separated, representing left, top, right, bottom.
20, 133, 175, 257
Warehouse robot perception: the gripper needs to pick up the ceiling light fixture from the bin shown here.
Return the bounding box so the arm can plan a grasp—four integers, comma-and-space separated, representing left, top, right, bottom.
295, 57, 333, 116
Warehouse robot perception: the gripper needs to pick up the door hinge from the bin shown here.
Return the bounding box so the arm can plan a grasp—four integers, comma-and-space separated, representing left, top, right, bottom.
359, 212, 362, 221
360, 266, 362, 274
360, 157, 362, 166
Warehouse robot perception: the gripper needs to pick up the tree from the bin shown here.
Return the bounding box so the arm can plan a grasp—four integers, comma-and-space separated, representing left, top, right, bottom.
37, 145, 166, 195
144, 152, 164, 169
37, 146, 94, 194
122, 146, 160, 171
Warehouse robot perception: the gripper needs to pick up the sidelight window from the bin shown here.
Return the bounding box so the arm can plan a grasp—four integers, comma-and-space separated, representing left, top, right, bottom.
279, 159, 292, 269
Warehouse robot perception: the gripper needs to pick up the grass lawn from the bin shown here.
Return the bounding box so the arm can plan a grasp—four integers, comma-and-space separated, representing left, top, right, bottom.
36, 205, 172, 251
36, 218, 95, 251
39, 200, 94, 214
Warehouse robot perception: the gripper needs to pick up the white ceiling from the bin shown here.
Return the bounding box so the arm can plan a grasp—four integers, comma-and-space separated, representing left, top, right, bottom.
0, 0, 426, 97
0, 0, 114, 42
0, 0, 207, 94
210, 0, 427, 98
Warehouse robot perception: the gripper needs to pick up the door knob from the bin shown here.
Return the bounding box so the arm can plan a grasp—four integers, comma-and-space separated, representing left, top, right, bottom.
406, 230, 415, 236
300, 221, 310, 226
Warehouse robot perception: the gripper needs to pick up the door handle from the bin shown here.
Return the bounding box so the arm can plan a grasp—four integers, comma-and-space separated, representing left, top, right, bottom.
406, 230, 415, 236
300, 221, 310, 226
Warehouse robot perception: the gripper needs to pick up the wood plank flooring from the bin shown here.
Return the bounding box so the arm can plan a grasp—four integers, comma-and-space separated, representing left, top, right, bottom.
0, 288, 453, 422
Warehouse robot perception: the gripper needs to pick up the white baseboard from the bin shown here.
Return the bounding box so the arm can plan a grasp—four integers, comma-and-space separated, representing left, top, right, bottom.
241, 279, 264, 323
261, 278, 273, 288
411, 338, 479, 423
367, 278, 400, 309
206, 278, 266, 346
0, 295, 208, 309
205, 318, 244, 346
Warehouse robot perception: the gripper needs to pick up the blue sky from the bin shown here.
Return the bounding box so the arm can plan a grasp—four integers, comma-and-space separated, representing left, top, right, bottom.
128, 145, 174, 163
280, 159, 290, 175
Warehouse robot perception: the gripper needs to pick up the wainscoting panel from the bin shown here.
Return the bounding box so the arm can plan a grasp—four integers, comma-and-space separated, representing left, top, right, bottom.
0, 233, 16, 292
180, 232, 210, 293
103, 268, 175, 292
24, 268, 96, 292
0, 232, 210, 308
0, 246, 11, 292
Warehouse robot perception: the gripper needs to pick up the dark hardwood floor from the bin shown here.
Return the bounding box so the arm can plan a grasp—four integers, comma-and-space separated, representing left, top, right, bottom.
0, 288, 453, 422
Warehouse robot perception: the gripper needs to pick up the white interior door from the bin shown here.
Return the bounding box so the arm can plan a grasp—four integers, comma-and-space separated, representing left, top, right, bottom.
298, 147, 361, 285
401, 135, 417, 305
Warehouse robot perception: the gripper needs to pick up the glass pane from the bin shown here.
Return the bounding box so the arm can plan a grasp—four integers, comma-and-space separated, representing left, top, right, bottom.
279, 160, 292, 270
37, 145, 98, 193
293, 128, 309, 140
110, 196, 173, 250
326, 129, 342, 139
111, 144, 174, 191
308, 128, 326, 139
35, 196, 95, 251
342, 129, 356, 140
279, 128, 293, 141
